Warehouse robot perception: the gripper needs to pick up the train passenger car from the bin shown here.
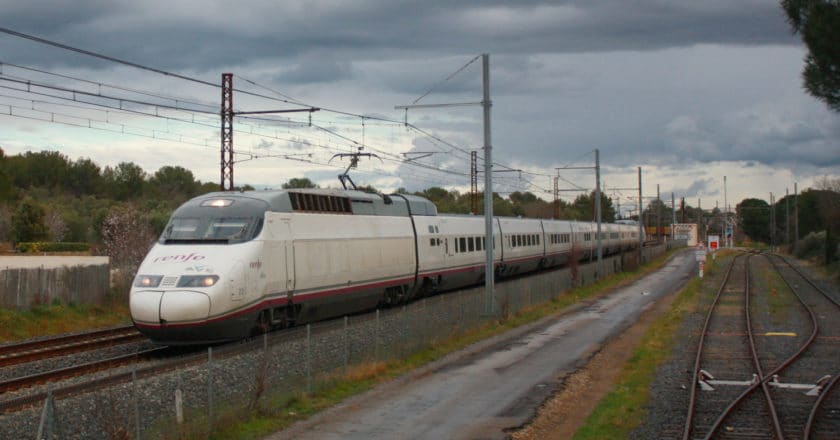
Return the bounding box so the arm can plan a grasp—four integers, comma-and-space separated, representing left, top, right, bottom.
496, 217, 545, 276
542, 220, 575, 268
131, 190, 422, 344
412, 214, 501, 293
130, 189, 644, 345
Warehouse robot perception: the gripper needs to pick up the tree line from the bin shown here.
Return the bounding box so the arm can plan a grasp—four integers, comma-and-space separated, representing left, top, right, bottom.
2, 148, 836, 270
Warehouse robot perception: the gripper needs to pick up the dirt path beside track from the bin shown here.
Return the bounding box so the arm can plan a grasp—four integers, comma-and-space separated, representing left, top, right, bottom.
511, 283, 679, 439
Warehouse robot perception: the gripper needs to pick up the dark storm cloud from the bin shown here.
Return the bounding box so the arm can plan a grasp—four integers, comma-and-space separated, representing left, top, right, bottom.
0, 0, 835, 191
1, 0, 796, 76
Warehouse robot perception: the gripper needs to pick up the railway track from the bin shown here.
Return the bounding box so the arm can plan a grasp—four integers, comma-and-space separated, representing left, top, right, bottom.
767, 254, 840, 439
0, 325, 144, 368
683, 252, 840, 439
0, 346, 168, 394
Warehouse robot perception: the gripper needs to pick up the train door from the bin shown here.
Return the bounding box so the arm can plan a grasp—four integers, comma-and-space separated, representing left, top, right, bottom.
276, 217, 295, 295
264, 215, 295, 297
285, 240, 295, 293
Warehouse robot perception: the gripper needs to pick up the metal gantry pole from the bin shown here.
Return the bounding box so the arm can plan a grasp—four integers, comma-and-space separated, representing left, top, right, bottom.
656, 184, 661, 243
724, 175, 728, 248
671, 192, 676, 241
481, 53, 495, 316
595, 148, 602, 273
770, 192, 775, 251
794, 182, 799, 253
220, 73, 234, 191
785, 188, 790, 245
638, 167, 643, 250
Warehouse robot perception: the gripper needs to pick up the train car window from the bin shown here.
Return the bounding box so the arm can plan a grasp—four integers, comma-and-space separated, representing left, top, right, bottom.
476, 236, 483, 251
429, 225, 435, 233
536, 235, 540, 245
166, 218, 201, 239
459, 237, 466, 253
205, 218, 250, 240
430, 238, 436, 247
527, 235, 532, 246
468, 237, 475, 252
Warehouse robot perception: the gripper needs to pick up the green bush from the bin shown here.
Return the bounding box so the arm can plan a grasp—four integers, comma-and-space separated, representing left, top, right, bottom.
15, 242, 91, 253
795, 231, 825, 260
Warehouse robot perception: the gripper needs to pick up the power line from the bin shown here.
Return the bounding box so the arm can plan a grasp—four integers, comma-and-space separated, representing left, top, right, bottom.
412, 55, 481, 105
0, 60, 218, 111
0, 27, 602, 194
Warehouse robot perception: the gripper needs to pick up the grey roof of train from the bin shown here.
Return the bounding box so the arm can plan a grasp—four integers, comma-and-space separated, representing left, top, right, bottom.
186, 189, 438, 217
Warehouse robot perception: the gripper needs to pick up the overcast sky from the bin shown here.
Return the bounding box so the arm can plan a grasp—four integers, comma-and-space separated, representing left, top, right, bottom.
0, 0, 837, 215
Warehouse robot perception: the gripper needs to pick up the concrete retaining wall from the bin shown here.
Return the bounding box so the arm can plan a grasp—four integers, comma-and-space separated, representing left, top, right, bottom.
0, 256, 110, 309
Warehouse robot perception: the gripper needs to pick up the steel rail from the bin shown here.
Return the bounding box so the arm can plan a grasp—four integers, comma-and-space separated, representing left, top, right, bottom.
704, 253, 821, 439
0, 336, 258, 414
682, 253, 740, 440
740, 254, 783, 438
769, 254, 840, 440
0, 325, 139, 357
0, 327, 145, 368
0, 346, 167, 394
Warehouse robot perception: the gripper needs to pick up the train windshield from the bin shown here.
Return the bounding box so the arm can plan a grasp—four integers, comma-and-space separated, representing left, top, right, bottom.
160, 195, 268, 244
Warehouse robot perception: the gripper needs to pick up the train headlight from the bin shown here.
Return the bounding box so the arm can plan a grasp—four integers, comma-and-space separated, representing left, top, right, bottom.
177, 275, 219, 288
134, 275, 163, 288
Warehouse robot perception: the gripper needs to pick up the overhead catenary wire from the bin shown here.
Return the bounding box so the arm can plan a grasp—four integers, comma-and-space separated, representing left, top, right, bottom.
0, 27, 601, 195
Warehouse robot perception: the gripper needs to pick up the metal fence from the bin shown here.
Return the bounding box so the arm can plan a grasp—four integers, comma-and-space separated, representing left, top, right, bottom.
5, 244, 676, 439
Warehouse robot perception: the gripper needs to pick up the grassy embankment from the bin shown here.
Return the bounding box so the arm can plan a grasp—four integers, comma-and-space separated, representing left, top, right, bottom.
170, 249, 684, 440
0, 298, 130, 343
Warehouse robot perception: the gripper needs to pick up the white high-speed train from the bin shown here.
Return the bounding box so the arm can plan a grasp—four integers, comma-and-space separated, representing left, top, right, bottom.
130, 189, 641, 344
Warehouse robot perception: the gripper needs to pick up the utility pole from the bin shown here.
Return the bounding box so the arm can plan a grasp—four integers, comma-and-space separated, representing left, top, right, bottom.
638, 167, 643, 251
595, 148, 602, 273
470, 151, 478, 214
220, 73, 319, 191
221, 73, 234, 190
671, 192, 675, 241
396, 53, 494, 315
656, 184, 661, 243
770, 192, 775, 251
794, 182, 799, 253
785, 188, 790, 245
481, 54, 494, 316
724, 175, 728, 247
698, 198, 703, 243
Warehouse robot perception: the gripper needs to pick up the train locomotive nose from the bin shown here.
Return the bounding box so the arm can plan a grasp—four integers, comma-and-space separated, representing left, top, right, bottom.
130, 289, 211, 325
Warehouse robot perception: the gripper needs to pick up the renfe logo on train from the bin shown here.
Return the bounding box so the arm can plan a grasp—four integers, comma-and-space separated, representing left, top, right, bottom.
153, 253, 206, 263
